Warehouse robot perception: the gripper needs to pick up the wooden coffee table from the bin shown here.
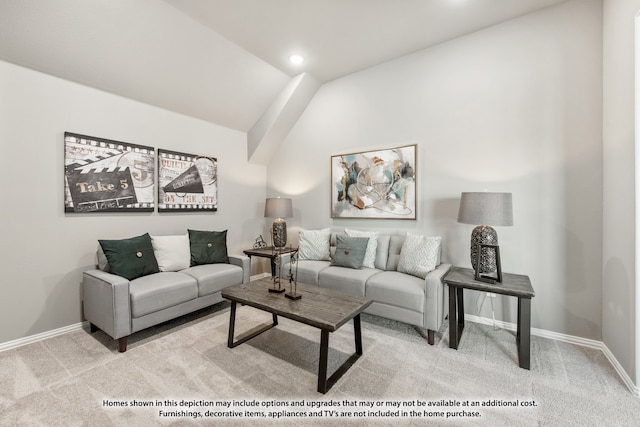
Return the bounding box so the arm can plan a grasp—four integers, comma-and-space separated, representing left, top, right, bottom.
221, 277, 372, 393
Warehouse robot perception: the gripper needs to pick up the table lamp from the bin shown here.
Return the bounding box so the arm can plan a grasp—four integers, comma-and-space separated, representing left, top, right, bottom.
264, 197, 293, 249
457, 192, 513, 283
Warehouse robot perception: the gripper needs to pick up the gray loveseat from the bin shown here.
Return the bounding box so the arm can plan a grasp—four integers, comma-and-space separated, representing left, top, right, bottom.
82, 231, 250, 352
282, 228, 451, 344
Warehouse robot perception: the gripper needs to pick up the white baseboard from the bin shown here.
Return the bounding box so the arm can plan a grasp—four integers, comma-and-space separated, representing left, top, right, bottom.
465, 314, 640, 397
601, 342, 640, 397
0, 321, 88, 353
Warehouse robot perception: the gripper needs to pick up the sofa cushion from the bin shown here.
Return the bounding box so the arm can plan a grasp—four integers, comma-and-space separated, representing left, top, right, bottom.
345, 229, 379, 268
386, 234, 405, 271
373, 234, 391, 270
151, 234, 190, 272
98, 233, 160, 280
331, 235, 369, 269
397, 233, 441, 279
181, 263, 244, 297
318, 266, 380, 296
188, 229, 229, 265
365, 271, 425, 312
129, 272, 198, 318
298, 228, 331, 260
287, 260, 330, 285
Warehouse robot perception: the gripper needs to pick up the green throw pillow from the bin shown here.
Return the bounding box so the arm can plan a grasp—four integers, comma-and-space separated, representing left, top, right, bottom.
188, 229, 229, 265
331, 235, 369, 269
98, 233, 160, 280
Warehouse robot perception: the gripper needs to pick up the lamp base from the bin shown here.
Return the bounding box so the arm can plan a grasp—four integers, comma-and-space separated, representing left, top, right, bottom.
474, 244, 503, 283
470, 225, 498, 274
272, 218, 287, 249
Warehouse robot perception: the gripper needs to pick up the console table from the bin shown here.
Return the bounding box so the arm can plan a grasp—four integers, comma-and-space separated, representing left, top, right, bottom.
443, 267, 535, 369
243, 246, 298, 277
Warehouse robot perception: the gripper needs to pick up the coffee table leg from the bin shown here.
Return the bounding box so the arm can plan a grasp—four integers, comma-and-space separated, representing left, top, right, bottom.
227, 301, 237, 348
227, 301, 278, 348
354, 314, 363, 355
318, 330, 329, 393
317, 315, 365, 394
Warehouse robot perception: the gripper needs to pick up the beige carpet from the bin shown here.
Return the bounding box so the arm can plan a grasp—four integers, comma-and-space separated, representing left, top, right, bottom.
0, 301, 639, 426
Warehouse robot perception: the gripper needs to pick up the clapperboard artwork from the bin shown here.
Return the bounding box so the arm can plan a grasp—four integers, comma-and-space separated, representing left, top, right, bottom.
157, 149, 217, 212
64, 132, 155, 212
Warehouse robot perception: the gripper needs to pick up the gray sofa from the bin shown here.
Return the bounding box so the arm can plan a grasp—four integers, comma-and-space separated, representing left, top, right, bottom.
282, 229, 451, 344
83, 235, 250, 352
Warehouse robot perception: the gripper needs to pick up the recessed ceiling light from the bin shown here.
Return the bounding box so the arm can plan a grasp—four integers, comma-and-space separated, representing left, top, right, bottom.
289, 54, 305, 65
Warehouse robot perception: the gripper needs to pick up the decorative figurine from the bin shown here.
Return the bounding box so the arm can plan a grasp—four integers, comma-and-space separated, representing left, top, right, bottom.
268, 247, 285, 293
253, 235, 267, 249
285, 248, 301, 300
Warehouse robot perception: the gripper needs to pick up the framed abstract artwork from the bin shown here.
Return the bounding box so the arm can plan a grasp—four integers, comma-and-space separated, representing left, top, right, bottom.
331, 144, 416, 219
157, 149, 218, 212
64, 132, 155, 212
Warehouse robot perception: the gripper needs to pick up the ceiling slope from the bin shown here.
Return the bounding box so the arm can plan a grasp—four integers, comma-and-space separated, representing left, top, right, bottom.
166, 0, 569, 82
0, 0, 290, 132
248, 72, 321, 164
0, 0, 569, 133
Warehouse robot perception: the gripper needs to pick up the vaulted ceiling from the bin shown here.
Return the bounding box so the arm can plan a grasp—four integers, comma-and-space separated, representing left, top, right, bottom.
0, 0, 568, 132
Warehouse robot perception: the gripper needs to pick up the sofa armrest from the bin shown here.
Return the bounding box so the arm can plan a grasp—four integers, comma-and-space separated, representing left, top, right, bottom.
277, 252, 293, 265
229, 254, 251, 283
276, 252, 297, 278
423, 263, 452, 332
82, 269, 131, 340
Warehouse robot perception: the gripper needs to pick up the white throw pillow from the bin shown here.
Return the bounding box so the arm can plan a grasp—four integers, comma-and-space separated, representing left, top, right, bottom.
151, 234, 191, 272
345, 229, 379, 268
298, 228, 331, 261
397, 233, 441, 279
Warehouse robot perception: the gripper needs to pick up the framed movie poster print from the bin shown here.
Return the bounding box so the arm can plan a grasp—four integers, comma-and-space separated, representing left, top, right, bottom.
331, 144, 416, 219
157, 149, 218, 212
64, 132, 155, 212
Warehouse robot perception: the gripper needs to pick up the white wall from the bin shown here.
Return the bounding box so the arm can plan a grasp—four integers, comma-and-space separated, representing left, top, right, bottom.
603, 0, 640, 387
268, 0, 603, 339
0, 60, 266, 344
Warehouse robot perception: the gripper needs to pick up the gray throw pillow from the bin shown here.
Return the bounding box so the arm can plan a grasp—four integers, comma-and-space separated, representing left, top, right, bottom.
345, 228, 379, 268
331, 235, 369, 269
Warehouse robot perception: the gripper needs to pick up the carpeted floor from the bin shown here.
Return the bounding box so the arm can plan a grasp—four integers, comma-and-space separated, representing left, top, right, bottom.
0, 301, 639, 426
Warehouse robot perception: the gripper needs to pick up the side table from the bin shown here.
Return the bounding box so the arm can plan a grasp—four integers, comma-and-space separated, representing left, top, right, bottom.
243, 246, 298, 277
443, 267, 535, 369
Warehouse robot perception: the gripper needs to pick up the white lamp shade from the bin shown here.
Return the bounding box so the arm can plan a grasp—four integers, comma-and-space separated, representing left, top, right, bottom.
264, 197, 292, 219
457, 192, 513, 226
